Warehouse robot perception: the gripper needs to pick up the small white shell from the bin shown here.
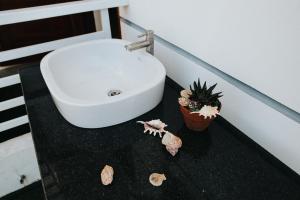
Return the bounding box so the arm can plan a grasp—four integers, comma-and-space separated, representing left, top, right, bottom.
137, 119, 167, 138
162, 132, 182, 156
180, 89, 192, 99
149, 173, 166, 186
191, 105, 219, 119
178, 97, 190, 107
101, 165, 114, 185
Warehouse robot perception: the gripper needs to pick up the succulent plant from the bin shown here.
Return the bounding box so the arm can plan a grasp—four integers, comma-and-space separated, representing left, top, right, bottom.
188, 79, 222, 110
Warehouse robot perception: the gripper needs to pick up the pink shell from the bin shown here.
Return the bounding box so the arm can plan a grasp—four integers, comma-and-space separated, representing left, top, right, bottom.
101, 165, 114, 185
165, 146, 179, 156
161, 132, 182, 156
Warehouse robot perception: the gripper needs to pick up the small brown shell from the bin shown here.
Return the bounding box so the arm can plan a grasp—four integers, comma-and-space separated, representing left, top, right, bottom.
149, 173, 166, 186
101, 165, 114, 185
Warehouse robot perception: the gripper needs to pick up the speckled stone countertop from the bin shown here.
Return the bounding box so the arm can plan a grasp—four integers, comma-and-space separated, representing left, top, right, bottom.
20, 66, 300, 200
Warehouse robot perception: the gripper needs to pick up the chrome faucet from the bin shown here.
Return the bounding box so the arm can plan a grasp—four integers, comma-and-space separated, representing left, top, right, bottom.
125, 30, 154, 55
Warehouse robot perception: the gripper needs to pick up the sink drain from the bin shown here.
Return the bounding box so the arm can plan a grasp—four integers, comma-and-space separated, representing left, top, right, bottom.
108, 89, 122, 97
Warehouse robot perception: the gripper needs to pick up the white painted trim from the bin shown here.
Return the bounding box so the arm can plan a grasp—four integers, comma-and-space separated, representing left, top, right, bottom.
0, 75, 20, 88
0, 0, 129, 26
0, 97, 25, 112
0, 116, 29, 132
100, 9, 112, 38
0, 31, 107, 62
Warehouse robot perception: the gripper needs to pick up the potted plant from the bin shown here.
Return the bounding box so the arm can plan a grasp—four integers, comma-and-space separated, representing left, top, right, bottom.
178, 79, 223, 131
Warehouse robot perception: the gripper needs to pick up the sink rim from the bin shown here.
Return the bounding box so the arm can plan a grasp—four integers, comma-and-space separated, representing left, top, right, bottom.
40, 39, 166, 107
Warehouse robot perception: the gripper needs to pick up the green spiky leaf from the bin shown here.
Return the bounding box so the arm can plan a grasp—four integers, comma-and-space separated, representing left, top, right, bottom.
203, 81, 207, 92
189, 78, 223, 110
207, 83, 217, 95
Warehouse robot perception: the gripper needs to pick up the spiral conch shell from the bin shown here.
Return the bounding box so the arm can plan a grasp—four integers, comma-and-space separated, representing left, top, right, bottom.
137, 119, 167, 138
101, 165, 114, 185
191, 105, 219, 119
149, 173, 167, 186
162, 132, 182, 156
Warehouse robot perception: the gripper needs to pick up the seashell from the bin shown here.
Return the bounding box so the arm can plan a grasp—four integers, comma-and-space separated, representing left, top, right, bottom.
165, 146, 179, 157
149, 173, 166, 186
161, 132, 182, 156
178, 97, 190, 107
191, 105, 219, 119
101, 165, 114, 185
180, 89, 192, 99
137, 119, 167, 138
162, 132, 182, 148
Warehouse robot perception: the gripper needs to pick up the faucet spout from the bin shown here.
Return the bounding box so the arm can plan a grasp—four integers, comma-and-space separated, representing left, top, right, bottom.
125, 41, 151, 52
124, 30, 154, 55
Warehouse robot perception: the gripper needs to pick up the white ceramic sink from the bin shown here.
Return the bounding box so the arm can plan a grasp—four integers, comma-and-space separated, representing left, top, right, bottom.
40, 39, 166, 128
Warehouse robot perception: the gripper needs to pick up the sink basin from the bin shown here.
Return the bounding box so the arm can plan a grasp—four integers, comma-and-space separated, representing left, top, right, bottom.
40, 39, 166, 128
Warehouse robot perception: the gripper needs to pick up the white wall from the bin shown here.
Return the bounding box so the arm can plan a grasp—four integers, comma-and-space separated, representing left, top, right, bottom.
120, 0, 300, 113
120, 2, 300, 174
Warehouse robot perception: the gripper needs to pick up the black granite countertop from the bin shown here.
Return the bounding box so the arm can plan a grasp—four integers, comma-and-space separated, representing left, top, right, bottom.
20, 66, 300, 200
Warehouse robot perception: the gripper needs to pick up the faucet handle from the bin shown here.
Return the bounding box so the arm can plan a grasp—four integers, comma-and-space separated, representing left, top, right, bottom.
138, 30, 154, 38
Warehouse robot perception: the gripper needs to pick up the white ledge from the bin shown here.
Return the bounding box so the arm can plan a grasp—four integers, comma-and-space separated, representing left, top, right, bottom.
0, 31, 108, 62
0, 0, 129, 25
0, 74, 20, 88
0, 116, 29, 132
0, 97, 25, 112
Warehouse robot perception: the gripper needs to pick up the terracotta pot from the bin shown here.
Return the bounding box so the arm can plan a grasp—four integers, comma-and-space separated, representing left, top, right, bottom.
180, 106, 216, 132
